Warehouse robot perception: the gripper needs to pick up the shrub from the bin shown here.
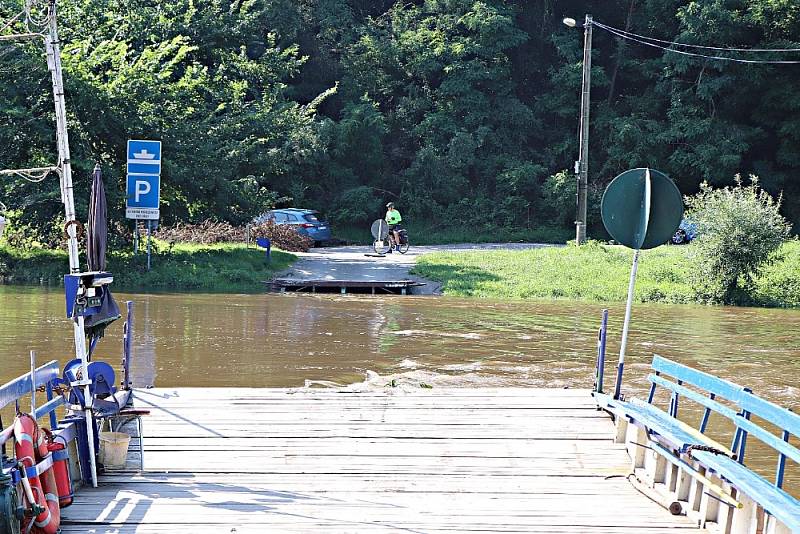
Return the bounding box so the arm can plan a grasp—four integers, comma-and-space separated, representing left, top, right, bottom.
250, 221, 313, 252
686, 176, 791, 304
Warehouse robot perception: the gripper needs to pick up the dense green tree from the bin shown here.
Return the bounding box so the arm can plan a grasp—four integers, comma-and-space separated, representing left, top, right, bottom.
2, 0, 800, 241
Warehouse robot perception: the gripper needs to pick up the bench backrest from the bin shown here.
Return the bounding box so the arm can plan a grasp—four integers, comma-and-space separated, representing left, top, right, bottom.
0, 360, 67, 433
648, 354, 800, 490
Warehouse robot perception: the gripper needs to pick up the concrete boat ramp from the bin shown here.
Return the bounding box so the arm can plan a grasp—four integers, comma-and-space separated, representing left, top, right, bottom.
271, 243, 552, 295
59, 387, 702, 533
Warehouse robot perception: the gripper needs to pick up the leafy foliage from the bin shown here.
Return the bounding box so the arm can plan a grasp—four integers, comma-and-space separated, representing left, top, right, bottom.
2, 0, 800, 245
686, 176, 792, 304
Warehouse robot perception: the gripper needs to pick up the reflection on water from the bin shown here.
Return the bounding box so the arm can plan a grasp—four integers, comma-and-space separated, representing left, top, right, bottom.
1, 286, 798, 491
0, 286, 798, 405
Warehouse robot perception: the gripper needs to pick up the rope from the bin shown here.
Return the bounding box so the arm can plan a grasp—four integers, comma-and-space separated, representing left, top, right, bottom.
686, 444, 736, 459
0, 166, 60, 182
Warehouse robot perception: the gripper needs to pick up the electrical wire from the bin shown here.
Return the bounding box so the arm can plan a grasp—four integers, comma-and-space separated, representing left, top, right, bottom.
24, 0, 51, 30
593, 21, 800, 53
594, 22, 800, 65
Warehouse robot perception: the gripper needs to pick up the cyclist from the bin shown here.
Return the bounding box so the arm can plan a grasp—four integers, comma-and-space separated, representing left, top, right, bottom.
385, 202, 402, 253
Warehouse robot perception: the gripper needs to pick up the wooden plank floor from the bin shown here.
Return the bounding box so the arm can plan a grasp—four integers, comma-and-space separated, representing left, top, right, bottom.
60, 388, 704, 533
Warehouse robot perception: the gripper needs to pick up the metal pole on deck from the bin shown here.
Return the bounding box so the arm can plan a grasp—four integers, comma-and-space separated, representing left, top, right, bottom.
595, 309, 608, 394
614, 250, 640, 400
122, 301, 134, 391
146, 220, 152, 271
30, 351, 36, 415
45, 2, 98, 487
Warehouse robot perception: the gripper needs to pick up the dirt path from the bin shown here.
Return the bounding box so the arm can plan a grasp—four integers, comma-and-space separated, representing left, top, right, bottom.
276, 243, 556, 295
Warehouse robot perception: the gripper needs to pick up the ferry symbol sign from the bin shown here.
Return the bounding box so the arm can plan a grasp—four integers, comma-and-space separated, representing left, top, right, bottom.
126, 140, 162, 220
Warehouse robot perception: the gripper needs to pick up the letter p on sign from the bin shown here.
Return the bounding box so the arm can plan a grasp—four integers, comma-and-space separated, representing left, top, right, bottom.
135, 180, 151, 203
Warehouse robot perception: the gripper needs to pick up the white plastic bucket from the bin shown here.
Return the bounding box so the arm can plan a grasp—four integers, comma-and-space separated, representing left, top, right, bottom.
99, 431, 131, 469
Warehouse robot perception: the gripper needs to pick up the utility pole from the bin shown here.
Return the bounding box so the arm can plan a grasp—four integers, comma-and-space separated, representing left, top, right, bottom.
0, 1, 98, 487
575, 14, 592, 245
45, 1, 98, 488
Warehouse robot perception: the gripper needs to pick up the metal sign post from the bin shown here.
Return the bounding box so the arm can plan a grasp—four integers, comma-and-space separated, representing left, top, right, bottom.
600, 168, 683, 400
146, 220, 152, 271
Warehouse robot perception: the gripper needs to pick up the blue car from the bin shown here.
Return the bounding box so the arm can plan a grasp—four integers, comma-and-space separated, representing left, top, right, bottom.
671, 219, 698, 245
254, 208, 332, 246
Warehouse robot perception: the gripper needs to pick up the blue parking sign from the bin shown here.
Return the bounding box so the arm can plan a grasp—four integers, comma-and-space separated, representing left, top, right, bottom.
127, 175, 159, 207
126, 140, 161, 220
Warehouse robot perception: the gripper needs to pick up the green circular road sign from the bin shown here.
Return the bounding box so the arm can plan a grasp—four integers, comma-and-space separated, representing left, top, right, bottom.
601, 168, 683, 250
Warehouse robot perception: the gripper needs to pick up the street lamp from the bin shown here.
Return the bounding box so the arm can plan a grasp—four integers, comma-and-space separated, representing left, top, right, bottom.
564, 14, 593, 245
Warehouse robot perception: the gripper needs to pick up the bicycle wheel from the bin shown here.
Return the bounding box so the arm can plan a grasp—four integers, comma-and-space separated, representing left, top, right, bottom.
374, 239, 390, 254
398, 240, 410, 254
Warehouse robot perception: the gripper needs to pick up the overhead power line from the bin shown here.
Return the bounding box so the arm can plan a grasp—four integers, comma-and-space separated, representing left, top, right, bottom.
593, 21, 800, 65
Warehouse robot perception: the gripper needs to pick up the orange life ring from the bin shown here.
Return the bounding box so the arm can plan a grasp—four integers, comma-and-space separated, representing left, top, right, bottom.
14, 414, 60, 534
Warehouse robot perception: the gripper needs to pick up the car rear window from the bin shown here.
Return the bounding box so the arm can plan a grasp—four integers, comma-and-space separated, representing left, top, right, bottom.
304, 214, 323, 223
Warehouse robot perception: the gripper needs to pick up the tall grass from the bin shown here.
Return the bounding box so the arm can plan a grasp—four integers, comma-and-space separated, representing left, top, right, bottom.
0, 242, 295, 292
412, 240, 800, 307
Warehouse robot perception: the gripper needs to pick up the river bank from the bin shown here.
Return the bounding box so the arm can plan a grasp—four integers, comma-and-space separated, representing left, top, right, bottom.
411, 240, 800, 307
0, 243, 295, 292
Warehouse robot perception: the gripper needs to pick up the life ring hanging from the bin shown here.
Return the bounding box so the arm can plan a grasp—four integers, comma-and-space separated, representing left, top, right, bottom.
14, 414, 61, 534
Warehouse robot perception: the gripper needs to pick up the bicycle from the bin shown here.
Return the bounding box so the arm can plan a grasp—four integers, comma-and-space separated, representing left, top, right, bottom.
370, 219, 410, 254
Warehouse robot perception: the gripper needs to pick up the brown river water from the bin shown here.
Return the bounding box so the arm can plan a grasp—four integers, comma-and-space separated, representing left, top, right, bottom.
0, 286, 798, 492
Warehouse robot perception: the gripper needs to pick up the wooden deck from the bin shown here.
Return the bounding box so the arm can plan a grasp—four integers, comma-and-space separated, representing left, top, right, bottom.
60, 388, 704, 533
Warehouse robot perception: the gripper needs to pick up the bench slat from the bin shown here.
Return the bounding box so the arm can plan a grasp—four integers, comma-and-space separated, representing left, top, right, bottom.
739, 391, 800, 439
649, 375, 800, 465
652, 355, 748, 403
0, 360, 61, 411
692, 449, 800, 531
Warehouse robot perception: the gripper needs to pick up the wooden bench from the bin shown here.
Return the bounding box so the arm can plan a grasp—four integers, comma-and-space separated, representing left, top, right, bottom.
595, 355, 800, 533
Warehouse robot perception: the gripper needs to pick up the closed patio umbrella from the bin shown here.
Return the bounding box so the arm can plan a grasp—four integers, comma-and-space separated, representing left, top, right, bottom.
83, 164, 120, 342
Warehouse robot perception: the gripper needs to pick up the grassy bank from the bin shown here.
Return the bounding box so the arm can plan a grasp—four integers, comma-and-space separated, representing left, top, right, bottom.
335, 223, 573, 246
0, 242, 296, 292
412, 240, 800, 307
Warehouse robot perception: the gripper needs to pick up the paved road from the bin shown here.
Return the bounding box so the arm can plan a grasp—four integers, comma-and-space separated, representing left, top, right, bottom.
276, 243, 556, 295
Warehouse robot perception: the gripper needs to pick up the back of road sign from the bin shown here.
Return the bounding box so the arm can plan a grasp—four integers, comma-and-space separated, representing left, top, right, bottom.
601, 168, 683, 250
126, 140, 162, 220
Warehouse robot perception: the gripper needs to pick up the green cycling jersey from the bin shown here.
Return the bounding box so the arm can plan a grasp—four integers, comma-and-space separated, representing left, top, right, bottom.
385, 209, 402, 225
